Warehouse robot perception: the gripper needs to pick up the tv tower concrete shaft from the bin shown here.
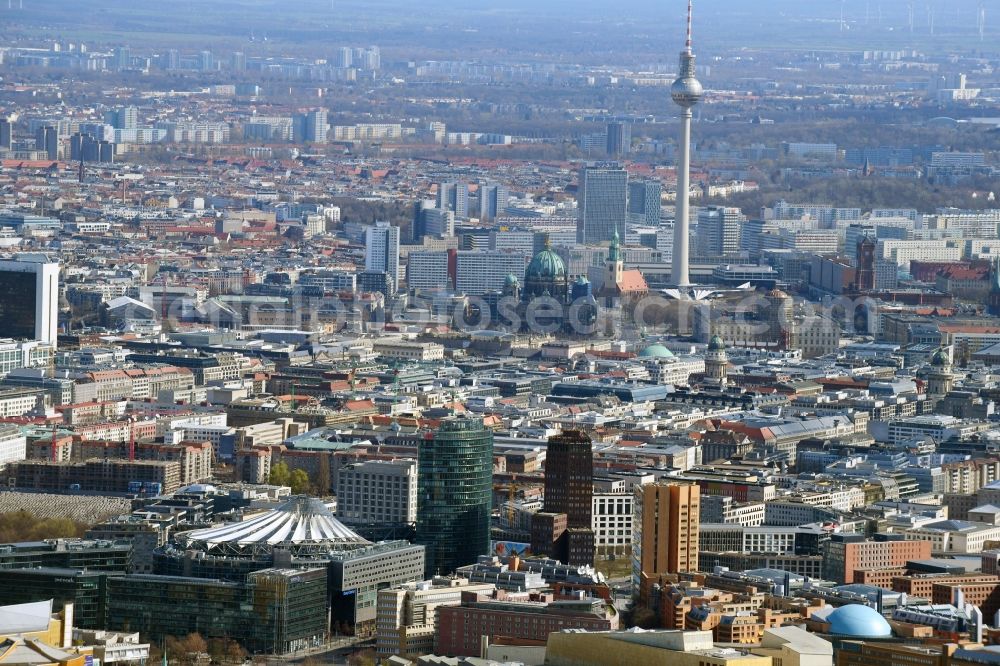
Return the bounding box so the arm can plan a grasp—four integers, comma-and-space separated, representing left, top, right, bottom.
670, 0, 703, 287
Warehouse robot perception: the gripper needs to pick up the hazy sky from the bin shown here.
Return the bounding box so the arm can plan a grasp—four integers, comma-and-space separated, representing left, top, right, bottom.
3, 0, 991, 57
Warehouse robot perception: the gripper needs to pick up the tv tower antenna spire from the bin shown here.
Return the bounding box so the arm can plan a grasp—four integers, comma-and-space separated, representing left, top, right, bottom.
685, 0, 693, 52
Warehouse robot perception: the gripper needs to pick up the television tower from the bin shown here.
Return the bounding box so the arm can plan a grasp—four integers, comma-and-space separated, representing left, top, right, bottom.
670, 0, 703, 288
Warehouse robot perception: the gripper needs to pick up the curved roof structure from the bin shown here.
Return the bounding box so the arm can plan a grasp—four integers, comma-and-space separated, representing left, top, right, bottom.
526, 240, 566, 282
708, 335, 726, 351
177, 496, 369, 555
639, 344, 674, 359
826, 604, 892, 638
930, 348, 951, 367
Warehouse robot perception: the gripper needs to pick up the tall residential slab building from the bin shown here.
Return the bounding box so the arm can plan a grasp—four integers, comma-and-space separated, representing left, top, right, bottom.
696, 206, 746, 258
632, 482, 700, 603
437, 182, 469, 219
415, 415, 494, 577
364, 221, 401, 290
577, 163, 627, 245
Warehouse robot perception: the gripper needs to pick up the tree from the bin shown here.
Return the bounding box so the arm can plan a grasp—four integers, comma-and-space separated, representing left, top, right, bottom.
631, 605, 659, 629
164, 633, 208, 666
224, 639, 247, 664
0, 512, 87, 543
312, 454, 332, 496
268, 461, 291, 487
289, 469, 311, 495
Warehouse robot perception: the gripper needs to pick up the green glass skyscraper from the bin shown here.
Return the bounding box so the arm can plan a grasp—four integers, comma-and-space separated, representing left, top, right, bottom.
415, 415, 494, 576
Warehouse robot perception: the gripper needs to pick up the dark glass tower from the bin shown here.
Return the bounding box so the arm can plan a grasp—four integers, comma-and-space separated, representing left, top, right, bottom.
415, 415, 494, 576
541, 430, 595, 566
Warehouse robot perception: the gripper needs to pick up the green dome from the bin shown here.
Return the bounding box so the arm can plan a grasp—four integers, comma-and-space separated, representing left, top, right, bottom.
639, 344, 674, 359
708, 335, 726, 351
525, 246, 566, 282
930, 348, 950, 367
504, 273, 520, 287
575, 276, 590, 285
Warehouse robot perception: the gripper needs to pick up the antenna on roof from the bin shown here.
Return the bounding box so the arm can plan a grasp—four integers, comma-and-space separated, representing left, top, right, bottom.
685, 0, 694, 53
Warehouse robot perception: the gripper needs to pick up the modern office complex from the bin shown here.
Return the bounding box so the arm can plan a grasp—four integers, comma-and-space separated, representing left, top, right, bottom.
106, 568, 328, 654
415, 415, 494, 577
633, 482, 701, 603
0, 256, 59, 346
154, 496, 424, 633
375, 577, 497, 658
336, 458, 419, 530
0, 539, 132, 573
628, 180, 662, 227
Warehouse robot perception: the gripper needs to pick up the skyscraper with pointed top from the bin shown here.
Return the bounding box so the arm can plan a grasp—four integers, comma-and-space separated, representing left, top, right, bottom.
670, 0, 704, 287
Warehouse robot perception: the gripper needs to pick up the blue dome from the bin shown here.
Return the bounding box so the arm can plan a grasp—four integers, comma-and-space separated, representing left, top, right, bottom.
827, 604, 892, 638
639, 344, 674, 359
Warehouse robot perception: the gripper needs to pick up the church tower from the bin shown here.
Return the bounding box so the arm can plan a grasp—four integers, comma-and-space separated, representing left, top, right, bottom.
704, 335, 728, 388
926, 347, 955, 397
604, 228, 624, 292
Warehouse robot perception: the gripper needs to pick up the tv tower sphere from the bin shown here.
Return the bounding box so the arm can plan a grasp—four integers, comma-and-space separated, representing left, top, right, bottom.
671, 0, 703, 109
671, 67, 703, 108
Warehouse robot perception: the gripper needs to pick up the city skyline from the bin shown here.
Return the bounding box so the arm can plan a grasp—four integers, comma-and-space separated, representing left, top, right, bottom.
0, 0, 998, 662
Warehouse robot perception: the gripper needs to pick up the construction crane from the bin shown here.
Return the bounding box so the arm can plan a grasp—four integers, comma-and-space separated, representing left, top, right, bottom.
493, 482, 519, 529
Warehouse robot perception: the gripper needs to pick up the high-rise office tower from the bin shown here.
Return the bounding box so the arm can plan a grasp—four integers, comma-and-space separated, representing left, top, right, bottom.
576, 163, 628, 245
230, 51, 246, 72
670, 0, 703, 287
0, 257, 59, 346
35, 126, 58, 160
364, 221, 401, 290
0, 119, 11, 150
628, 180, 662, 227
532, 430, 595, 566
415, 415, 493, 576
437, 182, 469, 219
696, 206, 745, 257
632, 482, 700, 603
411, 200, 434, 243
606, 122, 632, 156
854, 235, 876, 292
477, 183, 509, 221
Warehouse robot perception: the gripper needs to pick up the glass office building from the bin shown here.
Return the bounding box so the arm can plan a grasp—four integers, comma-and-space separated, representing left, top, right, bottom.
415, 415, 494, 576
